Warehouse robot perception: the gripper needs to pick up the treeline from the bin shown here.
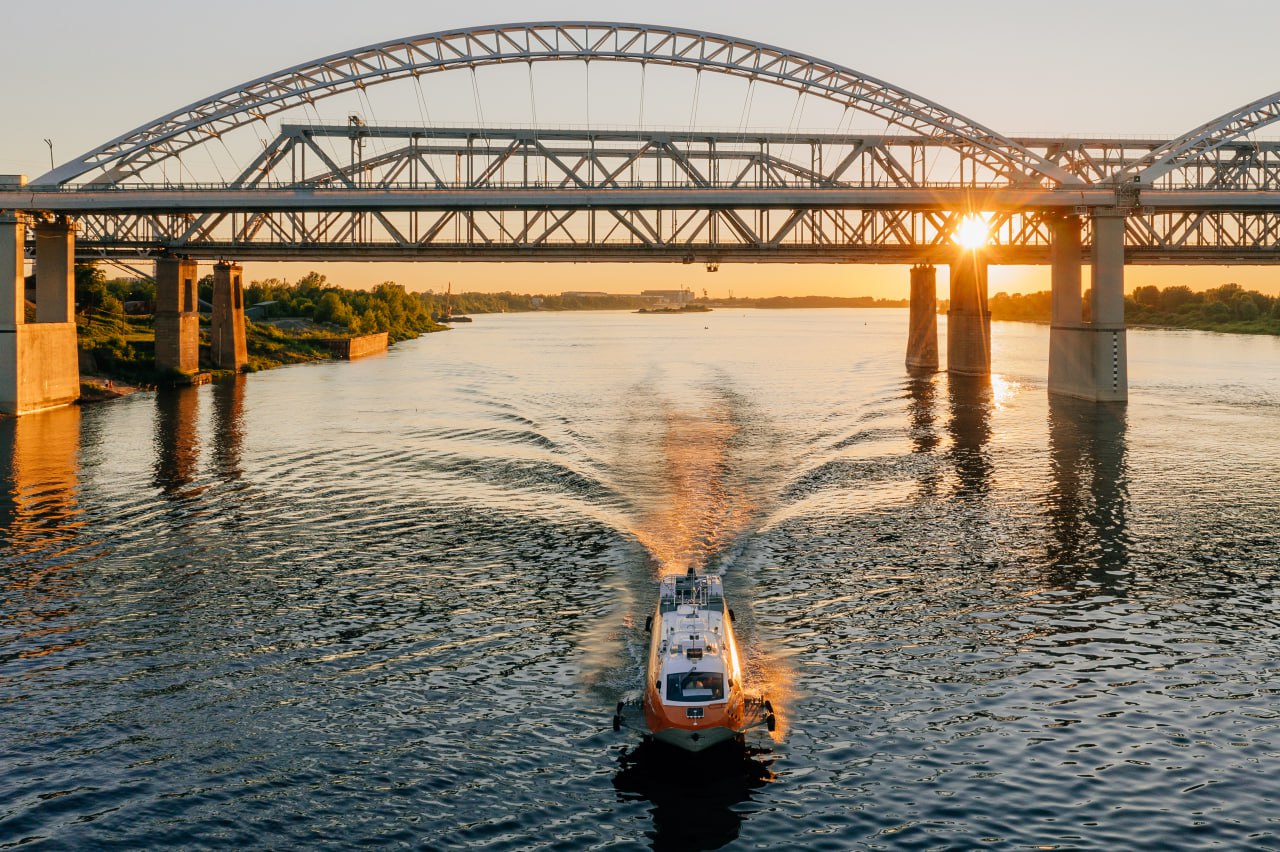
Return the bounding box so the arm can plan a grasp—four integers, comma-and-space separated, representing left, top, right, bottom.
989, 283, 1280, 333
706, 295, 909, 309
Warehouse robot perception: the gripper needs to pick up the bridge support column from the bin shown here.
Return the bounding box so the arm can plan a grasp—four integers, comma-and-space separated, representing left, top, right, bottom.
1, 213, 80, 415
906, 264, 938, 371
211, 261, 248, 371
946, 249, 989, 376
1048, 211, 1127, 402
155, 257, 201, 375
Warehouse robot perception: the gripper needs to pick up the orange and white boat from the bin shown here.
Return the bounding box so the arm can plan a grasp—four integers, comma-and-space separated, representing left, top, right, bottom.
620, 568, 773, 752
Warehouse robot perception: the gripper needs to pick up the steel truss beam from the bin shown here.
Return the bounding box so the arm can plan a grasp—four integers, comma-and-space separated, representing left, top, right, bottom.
8, 127, 1280, 263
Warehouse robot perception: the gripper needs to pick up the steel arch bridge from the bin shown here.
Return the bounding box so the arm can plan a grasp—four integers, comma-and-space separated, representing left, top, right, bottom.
2, 21, 1280, 264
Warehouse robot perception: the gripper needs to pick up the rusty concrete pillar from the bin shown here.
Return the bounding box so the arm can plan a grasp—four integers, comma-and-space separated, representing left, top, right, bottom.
211, 261, 248, 371
946, 249, 990, 376
155, 257, 201, 375
34, 220, 75, 324
906, 264, 938, 371
1, 212, 24, 331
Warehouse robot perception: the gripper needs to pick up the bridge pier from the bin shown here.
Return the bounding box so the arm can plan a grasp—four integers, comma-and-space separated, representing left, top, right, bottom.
155, 257, 201, 375
1048, 211, 1128, 402
906, 264, 939, 371
210, 261, 248, 371
946, 249, 990, 376
1, 211, 80, 415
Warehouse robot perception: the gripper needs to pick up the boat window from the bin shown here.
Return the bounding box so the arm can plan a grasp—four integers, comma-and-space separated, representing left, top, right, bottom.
666, 672, 724, 702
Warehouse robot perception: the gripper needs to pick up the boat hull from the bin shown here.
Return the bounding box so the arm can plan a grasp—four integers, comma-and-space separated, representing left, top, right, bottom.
652, 724, 738, 752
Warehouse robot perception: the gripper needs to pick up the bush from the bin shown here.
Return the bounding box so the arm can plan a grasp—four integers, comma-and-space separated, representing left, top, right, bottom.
1233, 293, 1260, 321
1205, 301, 1231, 321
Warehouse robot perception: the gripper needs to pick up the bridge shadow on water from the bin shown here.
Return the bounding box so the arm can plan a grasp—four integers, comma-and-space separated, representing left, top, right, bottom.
612, 738, 776, 852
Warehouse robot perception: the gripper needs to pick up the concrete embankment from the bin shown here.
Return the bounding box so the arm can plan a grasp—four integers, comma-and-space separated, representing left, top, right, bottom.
327, 332, 389, 360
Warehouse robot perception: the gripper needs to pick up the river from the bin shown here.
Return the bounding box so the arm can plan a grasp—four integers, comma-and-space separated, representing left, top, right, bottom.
2, 309, 1279, 850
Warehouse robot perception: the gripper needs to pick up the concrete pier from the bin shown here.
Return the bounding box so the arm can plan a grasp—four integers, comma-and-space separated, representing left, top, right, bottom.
1047, 211, 1128, 402
154, 257, 201, 375
946, 249, 990, 376
1, 211, 80, 415
210, 261, 248, 371
906, 264, 939, 371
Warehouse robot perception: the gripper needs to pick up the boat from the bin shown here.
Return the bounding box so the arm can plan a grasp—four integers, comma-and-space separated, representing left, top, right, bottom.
615, 567, 774, 752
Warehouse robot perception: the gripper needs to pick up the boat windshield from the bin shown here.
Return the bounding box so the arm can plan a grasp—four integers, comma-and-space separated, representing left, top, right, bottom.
666, 672, 724, 702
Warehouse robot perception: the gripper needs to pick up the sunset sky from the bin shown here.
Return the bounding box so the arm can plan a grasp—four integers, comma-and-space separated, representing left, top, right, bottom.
4, 0, 1279, 297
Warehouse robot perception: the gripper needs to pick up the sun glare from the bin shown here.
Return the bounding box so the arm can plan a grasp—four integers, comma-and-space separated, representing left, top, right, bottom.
955, 214, 990, 250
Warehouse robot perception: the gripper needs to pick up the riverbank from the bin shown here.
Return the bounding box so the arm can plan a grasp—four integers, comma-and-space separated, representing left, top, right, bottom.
74, 310, 447, 394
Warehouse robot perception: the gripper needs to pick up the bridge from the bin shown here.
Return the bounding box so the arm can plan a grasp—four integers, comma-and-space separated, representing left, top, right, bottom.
4, 22, 1280, 413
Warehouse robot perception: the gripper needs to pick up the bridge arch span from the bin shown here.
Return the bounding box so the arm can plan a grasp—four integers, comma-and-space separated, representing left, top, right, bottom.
1127, 89, 1280, 184
36, 21, 1076, 188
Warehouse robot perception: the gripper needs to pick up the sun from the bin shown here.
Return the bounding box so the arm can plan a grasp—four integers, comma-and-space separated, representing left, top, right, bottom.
954, 214, 990, 250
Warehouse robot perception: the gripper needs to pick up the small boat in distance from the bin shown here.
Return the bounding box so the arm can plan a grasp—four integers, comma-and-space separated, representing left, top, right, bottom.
615, 568, 774, 752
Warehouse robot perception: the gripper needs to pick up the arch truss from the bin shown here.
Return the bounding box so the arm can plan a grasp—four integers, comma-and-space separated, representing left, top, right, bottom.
36, 21, 1075, 188
1123, 90, 1280, 185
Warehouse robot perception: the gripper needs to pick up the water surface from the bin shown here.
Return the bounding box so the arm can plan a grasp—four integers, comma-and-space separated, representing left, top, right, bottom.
2, 309, 1279, 849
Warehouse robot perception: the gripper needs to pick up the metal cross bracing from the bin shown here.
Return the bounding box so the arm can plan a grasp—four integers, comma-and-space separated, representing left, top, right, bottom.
9, 125, 1280, 263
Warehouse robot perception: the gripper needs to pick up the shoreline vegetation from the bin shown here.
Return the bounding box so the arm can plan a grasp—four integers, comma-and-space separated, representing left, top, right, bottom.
63, 265, 1280, 401
987, 283, 1280, 335
72, 268, 451, 393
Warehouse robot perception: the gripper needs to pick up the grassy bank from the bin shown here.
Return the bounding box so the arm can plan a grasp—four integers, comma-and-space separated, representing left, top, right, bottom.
75, 309, 446, 388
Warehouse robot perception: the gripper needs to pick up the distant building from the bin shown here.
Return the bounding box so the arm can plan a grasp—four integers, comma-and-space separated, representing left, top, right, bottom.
561, 290, 611, 298
640, 288, 694, 306
530, 296, 544, 308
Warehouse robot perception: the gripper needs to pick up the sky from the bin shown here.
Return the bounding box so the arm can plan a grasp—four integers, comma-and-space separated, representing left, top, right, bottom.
4, 0, 1279, 297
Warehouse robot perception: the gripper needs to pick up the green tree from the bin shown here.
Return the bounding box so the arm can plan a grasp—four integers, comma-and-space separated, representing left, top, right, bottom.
313, 291, 354, 328
74, 263, 109, 310
1133, 285, 1161, 308
1160, 285, 1195, 311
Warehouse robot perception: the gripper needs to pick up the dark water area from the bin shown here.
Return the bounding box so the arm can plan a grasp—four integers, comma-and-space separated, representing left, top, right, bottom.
2, 309, 1279, 850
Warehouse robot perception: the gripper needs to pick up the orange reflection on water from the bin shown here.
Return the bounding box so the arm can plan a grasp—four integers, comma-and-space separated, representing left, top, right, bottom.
0, 405, 84, 558
0, 405, 88, 669
629, 402, 757, 575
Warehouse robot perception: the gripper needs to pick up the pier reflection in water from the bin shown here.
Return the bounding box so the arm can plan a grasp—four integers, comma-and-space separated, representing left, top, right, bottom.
1046, 397, 1129, 587
211, 376, 246, 481
0, 406, 82, 557
0, 406, 85, 665
153, 387, 202, 496
945, 373, 993, 498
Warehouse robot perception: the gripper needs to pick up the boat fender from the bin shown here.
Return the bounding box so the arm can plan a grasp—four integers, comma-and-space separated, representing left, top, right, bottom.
644, 615, 653, 632
728, 608, 736, 623
612, 715, 621, 731
766, 714, 777, 733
